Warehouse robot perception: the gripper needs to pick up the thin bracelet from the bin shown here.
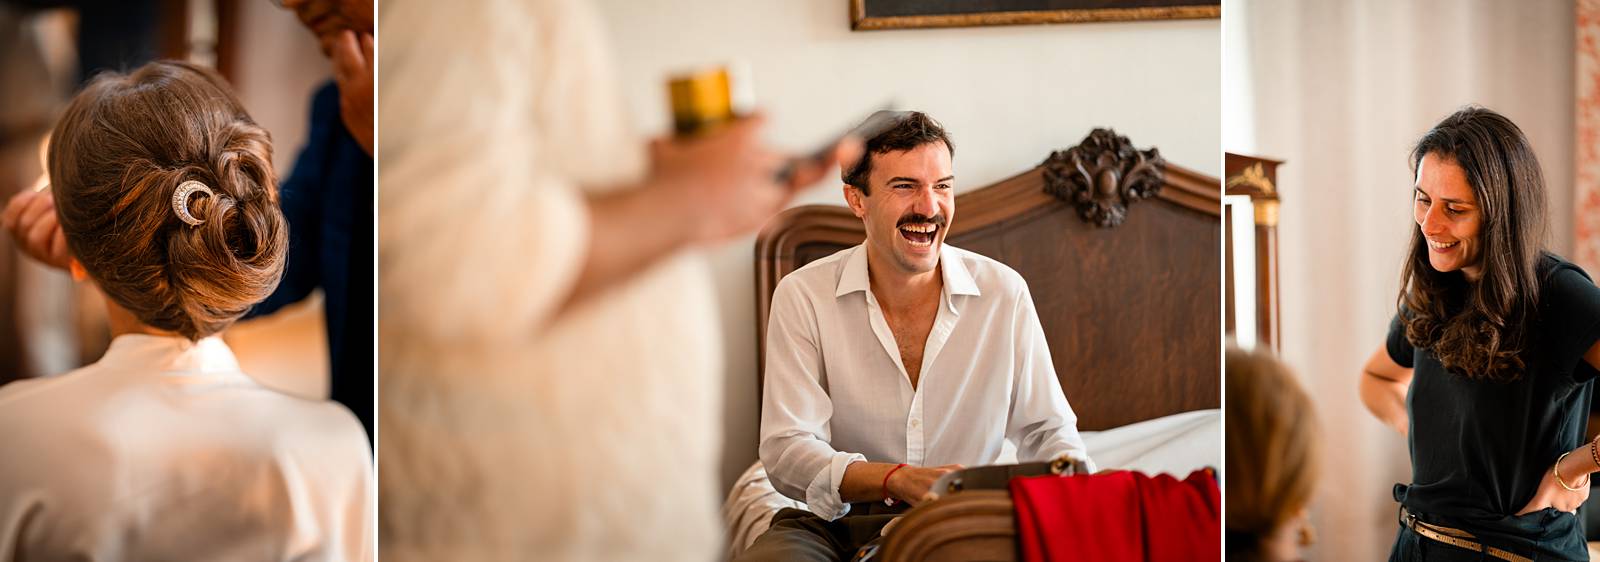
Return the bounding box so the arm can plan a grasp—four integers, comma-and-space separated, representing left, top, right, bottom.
882, 463, 908, 506
1554, 451, 1589, 492
1590, 438, 1600, 471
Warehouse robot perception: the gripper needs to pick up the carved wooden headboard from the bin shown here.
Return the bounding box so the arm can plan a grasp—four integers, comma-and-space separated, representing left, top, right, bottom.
754, 129, 1220, 431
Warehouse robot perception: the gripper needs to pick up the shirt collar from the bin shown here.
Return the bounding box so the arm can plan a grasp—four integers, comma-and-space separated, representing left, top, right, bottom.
833, 244, 983, 300
941, 247, 981, 298
835, 245, 872, 298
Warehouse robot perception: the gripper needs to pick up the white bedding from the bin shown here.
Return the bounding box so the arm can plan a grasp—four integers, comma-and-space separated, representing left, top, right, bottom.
720, 408, 1221, 558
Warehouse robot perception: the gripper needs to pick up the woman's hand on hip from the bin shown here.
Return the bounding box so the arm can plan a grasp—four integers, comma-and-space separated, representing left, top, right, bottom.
1515, 463, 1591, 515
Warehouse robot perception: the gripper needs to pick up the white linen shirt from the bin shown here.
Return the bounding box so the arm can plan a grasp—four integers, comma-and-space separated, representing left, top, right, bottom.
759, 244, 1093, 520
0, 334, 373, 561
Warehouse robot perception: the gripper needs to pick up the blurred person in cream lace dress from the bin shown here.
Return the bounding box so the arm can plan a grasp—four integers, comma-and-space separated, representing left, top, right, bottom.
377, 0, 856, 560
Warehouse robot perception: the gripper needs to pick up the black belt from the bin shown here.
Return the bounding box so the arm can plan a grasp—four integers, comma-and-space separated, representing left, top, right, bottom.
1399, 507, 1533, 562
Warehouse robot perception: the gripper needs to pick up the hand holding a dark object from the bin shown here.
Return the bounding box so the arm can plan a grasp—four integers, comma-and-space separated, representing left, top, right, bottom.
566, 116, 858, 311
886, 464, 964, 507
774, 107, 899, 184
646, 114, 860, 246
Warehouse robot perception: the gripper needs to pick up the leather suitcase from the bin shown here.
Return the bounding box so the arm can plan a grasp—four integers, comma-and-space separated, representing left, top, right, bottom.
872, 457, 1088, 561
876, 490, 1018, 562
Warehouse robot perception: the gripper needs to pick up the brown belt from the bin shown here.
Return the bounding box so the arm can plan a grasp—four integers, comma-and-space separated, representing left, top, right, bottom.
1399, 507, 1533, 562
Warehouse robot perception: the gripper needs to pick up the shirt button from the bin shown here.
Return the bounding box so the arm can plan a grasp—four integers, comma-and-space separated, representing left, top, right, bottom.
909, 419, 920, 429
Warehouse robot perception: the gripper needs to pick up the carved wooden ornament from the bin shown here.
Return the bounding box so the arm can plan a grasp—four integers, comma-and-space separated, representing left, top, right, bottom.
1043, 128, 1167, 228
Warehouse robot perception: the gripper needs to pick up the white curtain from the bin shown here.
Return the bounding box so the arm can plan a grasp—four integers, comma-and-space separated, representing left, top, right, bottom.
1226, 0, 1576, 558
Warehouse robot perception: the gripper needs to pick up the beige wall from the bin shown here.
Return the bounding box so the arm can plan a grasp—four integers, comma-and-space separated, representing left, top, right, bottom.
1226, 0, 1575, 558
594, 0, 1222, 492
232, 2, 332, 177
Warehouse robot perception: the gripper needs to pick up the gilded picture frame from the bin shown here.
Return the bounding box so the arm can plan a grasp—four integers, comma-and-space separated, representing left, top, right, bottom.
849, 0, 1220, 31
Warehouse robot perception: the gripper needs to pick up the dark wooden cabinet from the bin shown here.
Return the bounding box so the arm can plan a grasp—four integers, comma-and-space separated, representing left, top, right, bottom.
1224, 153, 1282, 352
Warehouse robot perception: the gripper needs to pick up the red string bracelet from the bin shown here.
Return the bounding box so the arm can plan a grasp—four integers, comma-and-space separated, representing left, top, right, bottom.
882, 463, 908, 506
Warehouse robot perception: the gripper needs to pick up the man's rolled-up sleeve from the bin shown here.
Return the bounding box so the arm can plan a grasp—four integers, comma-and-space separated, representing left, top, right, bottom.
1006, 282, 1095, 472
758, 277, 864, 521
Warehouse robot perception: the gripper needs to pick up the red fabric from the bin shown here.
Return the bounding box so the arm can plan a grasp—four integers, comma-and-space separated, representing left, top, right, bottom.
1009, 469, 1220, 562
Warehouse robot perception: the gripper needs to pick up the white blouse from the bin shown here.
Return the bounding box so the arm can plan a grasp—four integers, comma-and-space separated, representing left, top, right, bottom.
0, 334, 373, 561
759, 245, 1093, 520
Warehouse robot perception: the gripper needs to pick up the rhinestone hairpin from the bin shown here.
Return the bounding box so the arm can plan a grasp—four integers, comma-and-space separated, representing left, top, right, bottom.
171, 180, 215, 226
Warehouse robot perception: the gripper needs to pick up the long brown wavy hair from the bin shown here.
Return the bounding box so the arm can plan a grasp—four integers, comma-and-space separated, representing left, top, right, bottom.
1399, 107, 1546, 382
49, 61, 287, 340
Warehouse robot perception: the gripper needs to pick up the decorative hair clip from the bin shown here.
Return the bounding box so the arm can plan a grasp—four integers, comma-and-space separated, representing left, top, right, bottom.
171, 180, 228, 226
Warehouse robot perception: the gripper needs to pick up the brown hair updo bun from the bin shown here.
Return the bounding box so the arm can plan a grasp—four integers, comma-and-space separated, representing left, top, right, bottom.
48, 60, 287, 340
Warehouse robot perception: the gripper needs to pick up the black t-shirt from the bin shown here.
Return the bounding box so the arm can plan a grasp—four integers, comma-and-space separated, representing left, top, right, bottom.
1386, 254, 1600, 560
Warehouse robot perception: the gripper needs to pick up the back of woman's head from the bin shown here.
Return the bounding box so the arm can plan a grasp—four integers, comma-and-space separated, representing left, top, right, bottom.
49, 60, 286, 340
1225, 347, 1318, 561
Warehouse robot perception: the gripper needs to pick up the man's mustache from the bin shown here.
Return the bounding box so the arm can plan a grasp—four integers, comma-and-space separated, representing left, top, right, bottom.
897, 213, 947, 228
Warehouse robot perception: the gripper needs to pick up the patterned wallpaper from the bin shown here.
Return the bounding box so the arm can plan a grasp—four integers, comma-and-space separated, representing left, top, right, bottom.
1578, 0, 1600, 274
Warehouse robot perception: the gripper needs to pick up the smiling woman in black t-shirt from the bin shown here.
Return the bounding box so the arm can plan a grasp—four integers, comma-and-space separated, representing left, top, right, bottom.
1359, 107, 1600, 562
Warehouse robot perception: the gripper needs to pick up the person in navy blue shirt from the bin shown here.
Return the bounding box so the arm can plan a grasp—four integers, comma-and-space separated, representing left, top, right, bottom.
257, 0, 375, 441
248, 79, 373, 441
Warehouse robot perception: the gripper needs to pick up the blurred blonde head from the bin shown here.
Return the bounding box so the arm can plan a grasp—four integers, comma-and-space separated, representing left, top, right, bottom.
1225, 346, 1319, 561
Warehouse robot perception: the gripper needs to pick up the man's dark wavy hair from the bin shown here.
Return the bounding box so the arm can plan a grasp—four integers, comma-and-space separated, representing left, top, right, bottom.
1399, 106, 1547, 382
842, 111, 952, 195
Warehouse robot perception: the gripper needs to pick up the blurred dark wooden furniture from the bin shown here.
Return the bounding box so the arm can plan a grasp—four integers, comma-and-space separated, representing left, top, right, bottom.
1223, 153, 1282, 352
0, 11, 62, 383
158, 0, 242, 82
754, 128, 1222, 432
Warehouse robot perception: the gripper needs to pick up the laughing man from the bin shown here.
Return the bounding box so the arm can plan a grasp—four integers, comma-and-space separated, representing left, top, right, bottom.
740, 112, 1094, 561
